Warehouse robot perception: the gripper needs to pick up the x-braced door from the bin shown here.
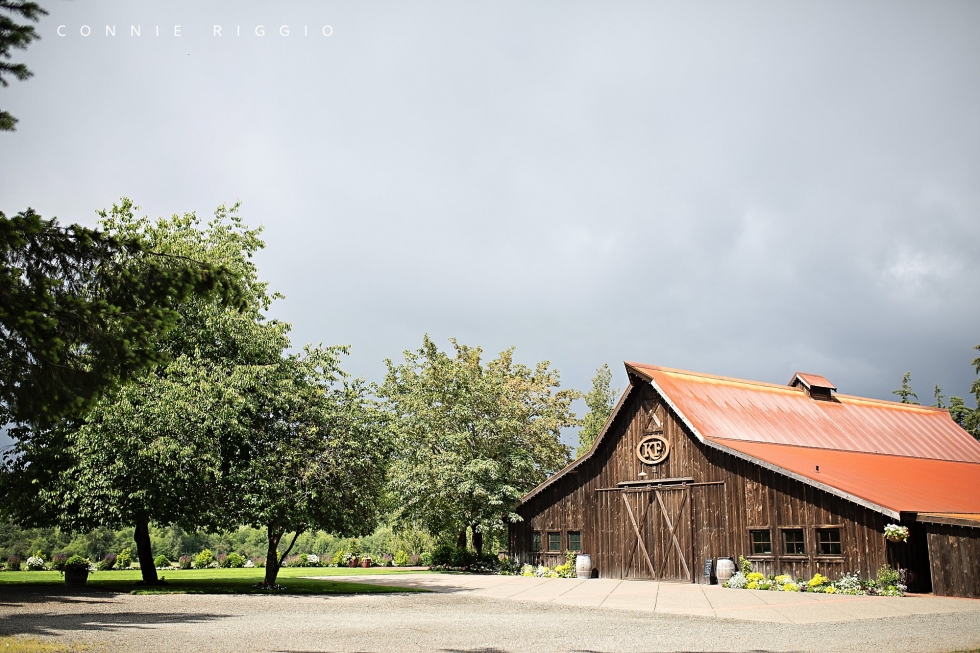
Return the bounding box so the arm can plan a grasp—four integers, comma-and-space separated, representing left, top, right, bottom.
621, 485, 692, 581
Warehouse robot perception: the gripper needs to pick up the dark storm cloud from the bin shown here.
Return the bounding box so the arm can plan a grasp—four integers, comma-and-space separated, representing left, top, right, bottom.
1, 0, 978, 447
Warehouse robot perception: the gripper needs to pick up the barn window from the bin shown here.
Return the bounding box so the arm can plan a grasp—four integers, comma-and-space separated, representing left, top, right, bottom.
548, 532, 561, 551
568, 532, 581, 551
750, 529, 772, 555
783, 529, 805, 555
532, 532, 541, 552
817, 528, 842, 555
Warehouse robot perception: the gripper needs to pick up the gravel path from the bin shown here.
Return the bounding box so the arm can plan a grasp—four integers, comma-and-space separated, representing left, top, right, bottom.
2, 587, 980, 652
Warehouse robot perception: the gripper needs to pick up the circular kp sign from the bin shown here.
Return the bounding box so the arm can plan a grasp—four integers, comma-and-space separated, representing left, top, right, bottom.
636, 434, 669, 465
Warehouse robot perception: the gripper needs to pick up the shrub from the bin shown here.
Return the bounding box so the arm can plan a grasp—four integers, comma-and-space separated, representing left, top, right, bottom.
50, 553, 68, 571
746, 572, 765, 582
178, 555, 193, 570
376, 553, 392, 567
63, 555, 90, 572
497, 555, 517, 575
725, 572, 748, 589
250, 557, 266, 568
738, 555, 752, 575
430, 544, 454, 567
449, 547, 473, 569
305, 554, 320, 567
393, 550, 410, 567
226, 553, 246, 568
283, 554, 302, 568
154, 555, 171, 569
6, 555, 21, 571
834, 572, 862, 594
116, 548, 133, 569
877, 564, 900, 587
297, 554, 309, 567
520, 563, 536, 576
97, 554, 117, 571
26, 556, 46, 571
194, 549, 215, 569
332, 550, 349, 566
411, 553, 423, 567
216, 553, 229, 568
244, 560, 255, 568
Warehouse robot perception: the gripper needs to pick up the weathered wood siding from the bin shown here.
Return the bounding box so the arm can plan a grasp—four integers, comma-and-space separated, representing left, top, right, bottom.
926, 524, 980, 598
511, 378, 932, 591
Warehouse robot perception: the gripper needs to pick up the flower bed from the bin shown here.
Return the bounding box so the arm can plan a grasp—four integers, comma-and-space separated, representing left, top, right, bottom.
724, 562, 906, 596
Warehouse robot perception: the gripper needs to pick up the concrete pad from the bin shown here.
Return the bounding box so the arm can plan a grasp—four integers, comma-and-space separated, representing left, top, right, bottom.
310, 574, 980, 625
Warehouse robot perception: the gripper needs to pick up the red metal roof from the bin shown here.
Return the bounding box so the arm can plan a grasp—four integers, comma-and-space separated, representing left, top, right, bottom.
623, 363, 980, 518
629, 363, 980, 464
710, 438, 980, 515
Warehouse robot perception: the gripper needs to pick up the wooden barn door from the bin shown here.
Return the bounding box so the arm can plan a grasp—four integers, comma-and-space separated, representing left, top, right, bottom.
622, 486, 692, 581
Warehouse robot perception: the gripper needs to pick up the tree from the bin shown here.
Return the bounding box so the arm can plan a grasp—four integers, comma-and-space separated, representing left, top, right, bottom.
380, 336, 578, 556
0, 1, 48, 131
230, 348, 391, 587
1, 201, 272, 584
892, 371, 918, 404
0, 207, 238, 430
577, 364, 618, 457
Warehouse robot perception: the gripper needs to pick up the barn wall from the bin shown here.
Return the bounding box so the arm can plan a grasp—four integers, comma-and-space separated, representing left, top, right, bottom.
511, 378, 925, 589
926, 524, 980, 598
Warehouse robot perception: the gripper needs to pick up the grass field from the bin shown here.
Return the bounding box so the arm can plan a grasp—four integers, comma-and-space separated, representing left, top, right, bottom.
0, 566, 431, 595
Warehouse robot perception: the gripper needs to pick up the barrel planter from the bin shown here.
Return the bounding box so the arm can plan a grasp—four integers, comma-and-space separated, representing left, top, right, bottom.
64, 570, 89, 587
575, 554, 593, 579
715, 558, 736, 585
361, 558, 372, 568
348, 558, 360, 568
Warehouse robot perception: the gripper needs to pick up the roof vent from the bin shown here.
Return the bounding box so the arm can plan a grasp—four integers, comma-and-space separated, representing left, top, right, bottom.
789, 372, 837, 401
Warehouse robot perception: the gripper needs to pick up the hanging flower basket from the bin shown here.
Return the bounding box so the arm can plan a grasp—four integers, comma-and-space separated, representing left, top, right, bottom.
884, 524, 909, 543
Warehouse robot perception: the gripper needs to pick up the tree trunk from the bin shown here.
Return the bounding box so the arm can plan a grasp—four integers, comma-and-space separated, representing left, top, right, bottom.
264, 525, 302, 587
472, 530, 484, 558
264, 528, 282, 586
456, 530, 467, 550
134, 516, 159, 584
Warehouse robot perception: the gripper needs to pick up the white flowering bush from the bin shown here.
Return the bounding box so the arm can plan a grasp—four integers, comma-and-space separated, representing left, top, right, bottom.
244, 560, 255, 568
519, 563, 536, 576
835, 572, 863, 594
306, 554, 320, 567
26, 556, 45, 571
725, 571, 748, 589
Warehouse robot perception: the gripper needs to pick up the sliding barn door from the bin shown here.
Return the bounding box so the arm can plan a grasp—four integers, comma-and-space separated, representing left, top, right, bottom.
621, 486, 692, 581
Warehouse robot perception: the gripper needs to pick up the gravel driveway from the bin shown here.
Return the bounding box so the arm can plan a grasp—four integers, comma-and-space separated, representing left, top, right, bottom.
2, 587, 980, 653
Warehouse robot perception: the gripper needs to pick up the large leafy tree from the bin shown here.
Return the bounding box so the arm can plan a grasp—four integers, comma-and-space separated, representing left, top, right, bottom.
0, 1, 46, 131
1, 201, 276, 583
231, 347, 390, 587
0, 207, 238, 430
576, 363, 618, 458
380, 336, 578, 556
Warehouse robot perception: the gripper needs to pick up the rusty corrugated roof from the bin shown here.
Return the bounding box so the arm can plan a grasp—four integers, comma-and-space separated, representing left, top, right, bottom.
629, 363, 980, 463
709, 438, 980, 515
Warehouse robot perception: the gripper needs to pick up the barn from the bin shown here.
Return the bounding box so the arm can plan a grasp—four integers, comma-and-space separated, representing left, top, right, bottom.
509, 363, 980, 598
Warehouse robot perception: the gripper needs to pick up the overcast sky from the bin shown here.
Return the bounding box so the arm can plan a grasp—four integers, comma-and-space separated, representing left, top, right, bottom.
2, 1, 979, 443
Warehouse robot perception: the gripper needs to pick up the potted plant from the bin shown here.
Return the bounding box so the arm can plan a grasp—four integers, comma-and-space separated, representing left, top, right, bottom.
63, 555, 92, 587
884, 524, 909, 543
348, 556, 360, 568
361, 555, 372, 568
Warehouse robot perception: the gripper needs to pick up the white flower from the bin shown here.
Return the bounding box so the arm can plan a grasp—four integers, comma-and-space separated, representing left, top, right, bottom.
244, 560, 255, 568
26, 556, 45, 571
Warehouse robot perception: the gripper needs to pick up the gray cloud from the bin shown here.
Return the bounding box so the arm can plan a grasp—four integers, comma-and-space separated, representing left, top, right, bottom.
1, 0, 978, 449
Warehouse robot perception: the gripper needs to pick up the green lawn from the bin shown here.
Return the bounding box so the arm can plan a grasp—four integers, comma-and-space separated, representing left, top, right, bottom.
0, 566, 431, 595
